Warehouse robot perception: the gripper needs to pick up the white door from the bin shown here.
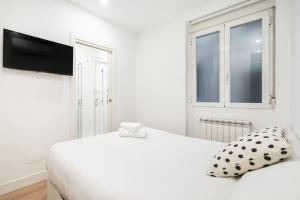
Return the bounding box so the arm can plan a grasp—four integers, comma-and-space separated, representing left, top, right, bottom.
76, 43, 112, 138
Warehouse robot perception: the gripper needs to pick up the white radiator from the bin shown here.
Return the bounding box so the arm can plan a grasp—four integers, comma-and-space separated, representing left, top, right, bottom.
199, 117, 251, 143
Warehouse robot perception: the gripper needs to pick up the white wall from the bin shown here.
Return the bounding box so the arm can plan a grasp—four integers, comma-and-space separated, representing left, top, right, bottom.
290, 0, 300, 139
136, 0, 292, 136
136, 19, 186, 134
0, 0, 136, 195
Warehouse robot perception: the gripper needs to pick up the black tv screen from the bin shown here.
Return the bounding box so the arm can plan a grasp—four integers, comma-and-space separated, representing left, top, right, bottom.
3, 29, 73, 75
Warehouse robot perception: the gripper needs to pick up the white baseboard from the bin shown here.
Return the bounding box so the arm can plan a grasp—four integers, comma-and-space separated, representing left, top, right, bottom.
0, 170, 47, 196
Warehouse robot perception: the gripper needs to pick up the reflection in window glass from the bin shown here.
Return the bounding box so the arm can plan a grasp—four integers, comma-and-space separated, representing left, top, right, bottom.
230, 19, 263, 103
196, 32, 220, 102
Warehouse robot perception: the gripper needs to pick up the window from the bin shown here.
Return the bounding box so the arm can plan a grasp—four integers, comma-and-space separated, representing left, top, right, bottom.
196, 31, 220, 103
229, 19, 263, 104
190, 9, 274, 108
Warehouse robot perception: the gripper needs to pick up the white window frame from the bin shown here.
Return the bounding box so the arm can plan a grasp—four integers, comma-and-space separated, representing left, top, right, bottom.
224, 10, 271, 108
189, 8, 274, 109
190, 25, 225, 107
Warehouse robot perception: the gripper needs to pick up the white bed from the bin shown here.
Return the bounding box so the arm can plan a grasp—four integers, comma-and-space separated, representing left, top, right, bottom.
47, 128, 300, 200
47, 128, 238, 200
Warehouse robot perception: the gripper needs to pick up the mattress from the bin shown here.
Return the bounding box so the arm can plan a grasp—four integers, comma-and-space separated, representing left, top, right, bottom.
46, 128, 239, 200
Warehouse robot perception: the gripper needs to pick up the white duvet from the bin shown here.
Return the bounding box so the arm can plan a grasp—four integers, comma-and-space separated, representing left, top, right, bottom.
47, 128, 300, 200
47, 128, 238, 200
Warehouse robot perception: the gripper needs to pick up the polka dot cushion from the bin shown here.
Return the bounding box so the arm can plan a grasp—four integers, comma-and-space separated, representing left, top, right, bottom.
207, 127, 292, 177
259, 126, 288, 141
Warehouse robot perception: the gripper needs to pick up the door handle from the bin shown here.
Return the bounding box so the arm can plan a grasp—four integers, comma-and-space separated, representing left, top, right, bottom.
95, 99, 99, 106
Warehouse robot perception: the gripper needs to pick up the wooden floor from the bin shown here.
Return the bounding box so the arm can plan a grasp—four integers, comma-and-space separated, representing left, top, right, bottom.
0, 181, 47, 200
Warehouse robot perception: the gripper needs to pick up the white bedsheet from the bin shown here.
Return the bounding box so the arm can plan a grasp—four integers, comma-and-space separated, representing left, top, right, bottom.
47, 128, 238, 200
229, 160, 300, 200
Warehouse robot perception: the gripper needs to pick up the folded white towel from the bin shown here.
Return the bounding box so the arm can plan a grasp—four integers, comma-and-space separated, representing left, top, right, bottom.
120, 122, 143, 133
119, 128, 147, 138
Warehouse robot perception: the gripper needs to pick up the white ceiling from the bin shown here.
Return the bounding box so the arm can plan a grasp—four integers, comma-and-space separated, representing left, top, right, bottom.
67, 0, 213, 32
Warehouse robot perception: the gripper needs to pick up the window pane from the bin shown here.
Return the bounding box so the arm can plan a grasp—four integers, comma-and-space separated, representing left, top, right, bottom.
230, 19, 263, 103
196, 32, 220, 102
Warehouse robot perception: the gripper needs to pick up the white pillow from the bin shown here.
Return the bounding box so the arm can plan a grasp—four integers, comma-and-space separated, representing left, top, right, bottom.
230, 161, 300, 200
207, 127, 292, 177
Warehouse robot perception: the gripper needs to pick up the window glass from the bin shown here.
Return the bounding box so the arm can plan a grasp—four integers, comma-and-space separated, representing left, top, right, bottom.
230, 19, 263, 103
196, 32, 220, 102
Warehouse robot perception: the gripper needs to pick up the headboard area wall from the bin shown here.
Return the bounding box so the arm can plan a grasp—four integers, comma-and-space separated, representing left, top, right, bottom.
291, 0, 300, 142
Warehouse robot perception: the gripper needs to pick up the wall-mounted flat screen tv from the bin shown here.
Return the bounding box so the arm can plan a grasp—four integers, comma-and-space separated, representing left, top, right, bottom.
3, 29, 73, 75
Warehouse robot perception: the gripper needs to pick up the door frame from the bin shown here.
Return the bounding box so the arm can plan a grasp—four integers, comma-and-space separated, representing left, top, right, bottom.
70, 35, 115, 139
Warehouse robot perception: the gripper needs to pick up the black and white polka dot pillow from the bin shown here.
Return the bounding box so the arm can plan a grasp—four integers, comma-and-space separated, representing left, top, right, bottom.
253, 126, 288, 141
207, 127, 292, 177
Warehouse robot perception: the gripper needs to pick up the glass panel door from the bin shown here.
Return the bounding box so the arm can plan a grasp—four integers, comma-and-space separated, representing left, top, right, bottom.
94, 62, 108, 135
76, 43, 111, 138
79, 60, 96, 137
